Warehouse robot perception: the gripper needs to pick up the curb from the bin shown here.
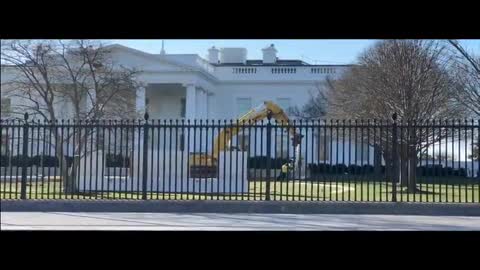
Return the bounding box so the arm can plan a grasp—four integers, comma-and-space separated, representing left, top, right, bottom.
1, 200, 480, 216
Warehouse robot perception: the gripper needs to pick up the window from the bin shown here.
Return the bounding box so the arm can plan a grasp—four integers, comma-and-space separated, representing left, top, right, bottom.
1, 98, 11, 115
236, 97, 252, 116
276, 98, 291, 111
180, 98, 186, 118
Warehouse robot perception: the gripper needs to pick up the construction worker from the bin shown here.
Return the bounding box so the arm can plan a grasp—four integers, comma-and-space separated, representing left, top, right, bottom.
277, 159, 294, 181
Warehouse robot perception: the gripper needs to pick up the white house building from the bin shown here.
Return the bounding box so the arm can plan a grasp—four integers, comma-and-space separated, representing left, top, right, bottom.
1, 44, 363, 163
1, 43, 349, 121
109, 43, 348, 121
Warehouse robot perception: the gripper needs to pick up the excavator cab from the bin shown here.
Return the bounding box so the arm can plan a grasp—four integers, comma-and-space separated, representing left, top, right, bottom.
189, 152, 217, 178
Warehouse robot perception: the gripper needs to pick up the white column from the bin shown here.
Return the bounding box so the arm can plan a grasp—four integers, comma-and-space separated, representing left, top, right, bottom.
197, 88, 208, 119
185, 84, 196, 119
197, 88, 209, 152
184, 84, 197, 152
136, 86, 146, 117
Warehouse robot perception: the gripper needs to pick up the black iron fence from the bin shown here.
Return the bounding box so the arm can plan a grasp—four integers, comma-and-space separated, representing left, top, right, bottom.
1, 113, 479, 203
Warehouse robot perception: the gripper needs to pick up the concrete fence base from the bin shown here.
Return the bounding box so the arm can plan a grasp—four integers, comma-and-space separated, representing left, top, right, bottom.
1, 200, 479, 216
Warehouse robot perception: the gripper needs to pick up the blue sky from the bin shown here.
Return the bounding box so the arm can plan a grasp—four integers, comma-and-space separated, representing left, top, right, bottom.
110, 39, 480, 65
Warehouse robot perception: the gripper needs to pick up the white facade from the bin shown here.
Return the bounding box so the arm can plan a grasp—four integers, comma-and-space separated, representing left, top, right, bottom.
0, 43, 358, 164
1, 43, 349, 121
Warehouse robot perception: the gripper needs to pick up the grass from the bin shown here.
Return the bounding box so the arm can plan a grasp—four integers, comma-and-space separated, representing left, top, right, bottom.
1, 176, 479, 203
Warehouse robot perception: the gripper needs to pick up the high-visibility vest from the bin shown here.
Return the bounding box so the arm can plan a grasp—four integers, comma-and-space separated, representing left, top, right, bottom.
281, 164, 290, 173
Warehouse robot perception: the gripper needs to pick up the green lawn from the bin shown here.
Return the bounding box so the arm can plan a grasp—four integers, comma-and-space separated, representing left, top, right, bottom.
1, 177, 479, 203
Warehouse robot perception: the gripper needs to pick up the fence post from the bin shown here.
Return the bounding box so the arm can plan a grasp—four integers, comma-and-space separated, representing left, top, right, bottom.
265, 111, 272, 201
20, 113, 29, 200
391, 113, 398, 202
142, 113, 149, 200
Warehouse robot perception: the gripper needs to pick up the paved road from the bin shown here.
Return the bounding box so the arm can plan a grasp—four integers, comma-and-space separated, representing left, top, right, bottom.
2, 212, 480, 230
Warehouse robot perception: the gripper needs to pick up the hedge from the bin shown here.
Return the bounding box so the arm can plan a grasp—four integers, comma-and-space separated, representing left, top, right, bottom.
30, 155, 59, 167
10, 155, 34, 167
416, 166, 467, 177
247, 156, 289, 169
308, 163, 470, 177
309, 163, 378, 175
0, 155, 74, 167
1, 155, 10, 167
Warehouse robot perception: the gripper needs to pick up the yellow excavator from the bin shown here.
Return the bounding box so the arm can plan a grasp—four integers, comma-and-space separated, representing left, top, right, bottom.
189, 101, 303, 177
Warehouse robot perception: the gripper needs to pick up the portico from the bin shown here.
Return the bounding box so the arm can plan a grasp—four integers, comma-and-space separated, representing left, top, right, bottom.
134, 82, 211, 152
135, 83, 210, 120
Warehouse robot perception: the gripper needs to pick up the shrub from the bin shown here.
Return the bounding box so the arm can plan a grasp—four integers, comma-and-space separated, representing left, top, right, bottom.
31, 155, 59, 167
417, 166, 426, 176
444, 167, 453, 176
272, 157, 289, 169
0, 155, 10, 167
363, 165, 374, 174
10, 155, 33, 167
453, 168, 467, 177
247, 156, 288, 169
0, 155, 71, 167
335, 164, 348, 174
319, 164, 331, 173
423, 165, 443, 176
308, 163, 331, 174
348, 165, 362, 175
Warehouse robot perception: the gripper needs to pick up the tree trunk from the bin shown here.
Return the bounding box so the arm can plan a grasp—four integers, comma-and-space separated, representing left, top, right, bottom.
54, 128, 82, 195
400, 146, 409, 187
407, 145, 418, 193
54, 133, 77, 194
398, 144, 420, 193
64, 159, 80, 194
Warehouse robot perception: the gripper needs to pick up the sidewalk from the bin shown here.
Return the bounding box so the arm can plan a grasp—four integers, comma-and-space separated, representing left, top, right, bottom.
2, 212, 480, 230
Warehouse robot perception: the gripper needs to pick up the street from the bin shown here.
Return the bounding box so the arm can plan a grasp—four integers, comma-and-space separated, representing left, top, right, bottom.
2, 212, 480, 230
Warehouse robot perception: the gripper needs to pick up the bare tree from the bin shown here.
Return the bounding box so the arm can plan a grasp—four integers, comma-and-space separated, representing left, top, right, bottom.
448, 40, 480, 73
1, 40, 141, 194
447, 40, 480, 165
288, 82, 328, 119
300, 40, 464, 192
447, 40, 480, 117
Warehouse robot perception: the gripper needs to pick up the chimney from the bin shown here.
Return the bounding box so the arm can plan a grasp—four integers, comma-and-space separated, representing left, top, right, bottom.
220, 48, 247, 64
262, 44, 277, 64
208, 46, 220, 64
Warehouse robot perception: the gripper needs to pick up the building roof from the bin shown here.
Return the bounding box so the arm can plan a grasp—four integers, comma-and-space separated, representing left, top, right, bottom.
212, 59, 353, 67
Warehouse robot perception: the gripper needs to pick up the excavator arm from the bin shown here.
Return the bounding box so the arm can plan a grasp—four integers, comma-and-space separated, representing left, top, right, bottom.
189, 101, 303, 177
211, 101, 302, 161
